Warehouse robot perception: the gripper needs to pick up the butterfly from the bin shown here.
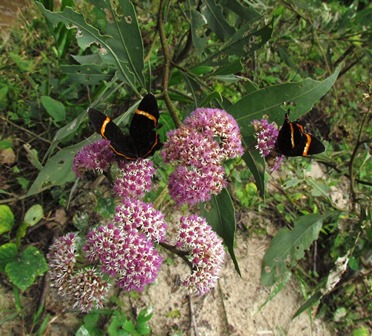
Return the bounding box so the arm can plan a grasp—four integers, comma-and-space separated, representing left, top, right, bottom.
88, 93, 163, 160
275, 112, 325, 157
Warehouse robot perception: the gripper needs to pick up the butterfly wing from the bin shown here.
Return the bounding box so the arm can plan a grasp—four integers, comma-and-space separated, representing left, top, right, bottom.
275, 113, 325, 157
88, 108, 138, 160
129, 93, 163, 158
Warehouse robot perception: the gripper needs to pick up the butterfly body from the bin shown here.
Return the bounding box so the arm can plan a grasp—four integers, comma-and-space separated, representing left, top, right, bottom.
88, 93, 162, 160
275, 113, 325, 157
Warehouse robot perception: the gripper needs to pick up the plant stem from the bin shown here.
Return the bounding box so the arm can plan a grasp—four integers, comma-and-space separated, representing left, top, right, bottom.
158, 0, 182, 128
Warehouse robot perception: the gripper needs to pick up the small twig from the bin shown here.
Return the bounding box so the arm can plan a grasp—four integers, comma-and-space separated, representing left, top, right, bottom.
1, 116, 54, 145
188, 295, 198, 336
316, 160, 372, 187
158, 0, 182, 128
348, 107, 371, 203
217, 279, 231, 335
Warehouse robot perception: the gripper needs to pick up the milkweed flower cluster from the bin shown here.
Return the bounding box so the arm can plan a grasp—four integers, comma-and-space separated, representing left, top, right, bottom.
64, 106, 230, 311
47, 233, 111, 312
73, 139, 115, 177
175, 215, 225, 296
84, 223, 163, 292
73, 140, 156, 199
252, 118, 284, 171
114, 159, 155, 199
115, 198, 167, 243
162, 108, 244, 205
83, 198, 166, 291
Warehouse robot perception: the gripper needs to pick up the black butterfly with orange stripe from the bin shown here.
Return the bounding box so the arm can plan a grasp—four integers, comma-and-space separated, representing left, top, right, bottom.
88, 93, 163, 160
275, 112, 325, 157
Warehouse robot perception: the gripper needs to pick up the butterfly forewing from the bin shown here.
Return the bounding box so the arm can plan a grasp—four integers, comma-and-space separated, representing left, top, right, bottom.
88, 108, 138, 159
88, 93, 162, 160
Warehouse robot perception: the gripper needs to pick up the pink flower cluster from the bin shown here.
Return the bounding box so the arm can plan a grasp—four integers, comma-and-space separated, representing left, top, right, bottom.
115, 198, 167, 243
252, 118, 284, 171
73, 139, 115, 177
175, 215, 225, 296
47, 233, 111, 312
162, 108, 244, 205
114, 159, 155, 199
84, 224, 163, 292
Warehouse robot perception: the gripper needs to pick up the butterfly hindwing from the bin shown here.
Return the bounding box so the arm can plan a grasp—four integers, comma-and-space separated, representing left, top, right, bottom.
276, 113, 325, 157
130, 93, 162, 158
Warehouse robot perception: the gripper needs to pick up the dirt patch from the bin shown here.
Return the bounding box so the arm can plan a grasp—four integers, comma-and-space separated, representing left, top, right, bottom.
127, 232, 331, 335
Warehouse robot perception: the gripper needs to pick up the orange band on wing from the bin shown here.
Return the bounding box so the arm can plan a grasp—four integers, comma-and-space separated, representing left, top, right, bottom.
289, 122, 295, 148
303, 133, 312, 156
100, 117, 111, 139
136, 109, 157, 126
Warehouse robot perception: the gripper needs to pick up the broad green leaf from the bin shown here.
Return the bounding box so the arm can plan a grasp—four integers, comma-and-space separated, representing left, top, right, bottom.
200, 23, 272, 68
41, 96, 66, 122
27, 140, 90, 196
229, 67, 340, 137
0, 205, 14, 235
5, 246, 48, 291
202, 0, 235, 42
201, 188, 241, 275
0, 243, 18, 271
261, 212, 340, 286
219, 0, 261, 23
36, 1, 143, 89
24, 204, 44, 227
189, 9, 207, 55
61, 64, 115, 85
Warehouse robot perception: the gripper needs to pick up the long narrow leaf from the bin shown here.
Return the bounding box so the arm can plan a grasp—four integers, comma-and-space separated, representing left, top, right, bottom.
261, 211, 341, 286
201, 189, 241, 275
228, 67, 340, 137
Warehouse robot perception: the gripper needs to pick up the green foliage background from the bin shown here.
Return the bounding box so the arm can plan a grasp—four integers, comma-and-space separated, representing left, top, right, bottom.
0, 0, 370, 334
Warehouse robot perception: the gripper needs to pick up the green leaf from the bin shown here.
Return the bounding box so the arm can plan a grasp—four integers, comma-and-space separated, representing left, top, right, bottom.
36, 1, 144, 89
189, 9, 207, 55
0, 85, 9, 107
24, 204, 44, 227
292, 290, 323, 318
23, 144, 44, 171
9, 52, 34, 72
136, 308, 152, 335
219, 0, 261, 23
27, 140, 90, 196
202, 0, 235, 42
201, 189, 240, 275
257, 272, 292, 312
0, 243, 18, 272
229, 67, 340, 137
261, 212, 340, 286
242, 137, 266, 197
200, 23, 272, 68
41, 96, 66, 122
0, 205, 15, 235
5, 246, 48, 291
61, 64, 115, 85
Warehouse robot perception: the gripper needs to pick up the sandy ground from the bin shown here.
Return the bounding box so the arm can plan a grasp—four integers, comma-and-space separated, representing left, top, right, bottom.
134, 233, 332, 336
